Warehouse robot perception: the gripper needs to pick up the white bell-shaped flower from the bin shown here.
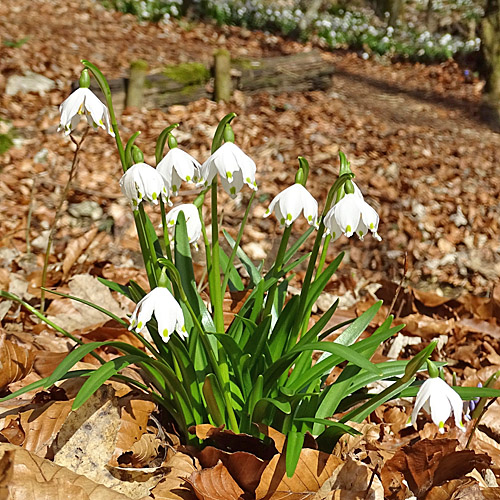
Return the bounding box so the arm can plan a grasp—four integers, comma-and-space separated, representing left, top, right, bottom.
323, 183, 381, 241
411, 376, 465, 434
200, 142, 257, 197
119, 162, 168, 210
263, 183, 318, 228
166, 203, 202, 249
129, 287, 187, 342
157, 148, 202, 198
59, 87, 114, 137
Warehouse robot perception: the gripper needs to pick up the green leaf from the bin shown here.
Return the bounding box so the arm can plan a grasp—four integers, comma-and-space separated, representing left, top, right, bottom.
223, 230, 262, 286
97, 277, 132, 299
211, 113, 236, 153
285, 430, 305, 477
44, 342, 109, 389
400, 385, 500, 399
218, 247, 244, 291
73, 355, 145, 409
41, 287, 128, 326
155, 124, 179, 164
335, 301, 382, 346
203, 374, 226, 427
174, 212, 216, 333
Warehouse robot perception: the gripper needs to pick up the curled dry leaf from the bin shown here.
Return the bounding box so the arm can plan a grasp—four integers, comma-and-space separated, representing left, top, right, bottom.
188, 460, 244, 500
62, 226, 99, 278
0, 334, 36, 391
0, 443, 136, 500
150, 452, 199, 500
109, 394, 156, 467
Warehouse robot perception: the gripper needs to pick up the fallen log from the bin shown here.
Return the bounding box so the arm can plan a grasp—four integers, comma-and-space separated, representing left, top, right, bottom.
75, 50, 334, 112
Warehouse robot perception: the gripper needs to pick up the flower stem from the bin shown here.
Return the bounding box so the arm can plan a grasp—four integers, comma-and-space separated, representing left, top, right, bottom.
221, 191, 255, 294
160, 199, 173, 262
209, 178, 224, 333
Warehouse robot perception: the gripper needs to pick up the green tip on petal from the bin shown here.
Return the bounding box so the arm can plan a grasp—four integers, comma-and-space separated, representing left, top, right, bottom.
152, 192, 158, 201
358, 230, 364, 236
280, 217, 285, 225
246, 177, 251, 183
181, 325, 186, 332
346, 225, 352, 233
370, 223, 374, 230
230, 187, 236, 195
332, 232, 336, 239
226, 172, 233, 179
439, 421, 445, 429
137, 321, 143, 330
162, 328, 169, 338
172, 185, 178, 192
186, 176, 191, 182
287, 213, 292, 221
308, 215, 312, 221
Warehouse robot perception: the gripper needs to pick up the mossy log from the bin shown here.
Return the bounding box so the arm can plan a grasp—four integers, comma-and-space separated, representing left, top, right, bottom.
74, 50, 333, 113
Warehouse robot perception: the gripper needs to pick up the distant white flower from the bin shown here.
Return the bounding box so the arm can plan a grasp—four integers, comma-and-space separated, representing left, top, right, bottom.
59, 87, 114, 137
129, 287, 187, 342
324, 183, 381, 241
157, 148, 202, 197
200, 142, 257, 197
165, 203, 202, 249
411, 377, 465, 434
263, 183, 318, 227
119, 162, 168, 210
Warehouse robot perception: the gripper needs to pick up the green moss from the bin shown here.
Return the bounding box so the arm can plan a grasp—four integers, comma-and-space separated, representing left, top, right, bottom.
130, 59, 148, 71
232, 57, 262, 70
0, 134, 13, 155
163, 62, 210, 85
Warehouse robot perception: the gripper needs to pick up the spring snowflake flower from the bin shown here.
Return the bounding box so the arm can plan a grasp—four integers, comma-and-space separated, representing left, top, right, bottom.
119, 162, 168, 210
129, 287, 187, 342
200, 142, 257, 197
411, 377, 465, 434
59, 87, 114, 137
324, 183, 381, 241
165, 203, 202, 249
263, 183, 318, 227
157, 148, 202, 197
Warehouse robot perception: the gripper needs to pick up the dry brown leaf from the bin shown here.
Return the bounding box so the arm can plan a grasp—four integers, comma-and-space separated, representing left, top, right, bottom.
255, 446, 343, 500
0, 334, 36, 391
411, 287, 452, 308
150, 452, 199, 500
0, 443, 136, 500
62, 227, 99, 278
20, 400, 72, 456
313, 457, 384, 500
109, 393, 156, 467
188, 460, 245, 500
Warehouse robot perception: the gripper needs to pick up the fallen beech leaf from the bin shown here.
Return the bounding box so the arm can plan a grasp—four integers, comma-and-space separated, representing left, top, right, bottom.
255, 445, 343, 500
109, 393, 156, 467
380, 438, 491, 499
0, 334, 36, 390
410, 288, 452, 308
0, 443, 135, 500
62, 227, 99, 278
150, 452, 198, 500
401, 313, 454, 338
188, 460, 244, 500
313, 457, 384, 500
198, 446, 268, 493
425, 477, 482, 500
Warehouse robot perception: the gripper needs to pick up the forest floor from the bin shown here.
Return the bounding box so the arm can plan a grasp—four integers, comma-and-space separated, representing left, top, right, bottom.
1, 0, 500, 498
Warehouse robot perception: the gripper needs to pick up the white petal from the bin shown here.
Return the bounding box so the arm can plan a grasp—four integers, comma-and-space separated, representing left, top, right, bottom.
220, 169, 244, 197
359, 201, 380, 234
324, 207, 342, 242
298, 186, 318, 227
333, 195, 361, 237
59, 88, 86, 129
411, 378, 434, 425
83, 89, 107, 131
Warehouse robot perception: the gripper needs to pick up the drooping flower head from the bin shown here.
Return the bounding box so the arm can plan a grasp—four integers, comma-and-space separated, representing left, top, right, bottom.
58, 70, 114, 137
264, 183, 318, 228
411, 374, 465, 434
156, 136, 202, 198
200, 142, 257, 197
323, 181, 381, 241
129, 287, 187, 342
166, 203, 202, 249
119, 162, 168, 210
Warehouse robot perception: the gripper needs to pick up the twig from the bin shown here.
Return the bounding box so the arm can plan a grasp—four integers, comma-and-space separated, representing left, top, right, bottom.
26, 175, 38, 255
40, 129, 89, 313
387, 251, 408, 319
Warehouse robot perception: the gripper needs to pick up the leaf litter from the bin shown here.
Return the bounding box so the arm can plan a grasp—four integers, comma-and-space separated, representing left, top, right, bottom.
1, 0, 500, 498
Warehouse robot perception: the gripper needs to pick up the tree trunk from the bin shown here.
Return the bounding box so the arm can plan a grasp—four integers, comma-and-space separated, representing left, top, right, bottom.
373, 0, 404, 27
480, 0, 500, 129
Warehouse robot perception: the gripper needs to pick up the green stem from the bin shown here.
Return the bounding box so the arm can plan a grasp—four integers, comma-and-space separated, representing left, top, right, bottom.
209, 178, 224, 333
133, 209, 156, 289
263, 225, 293, 318
316, 234, 331, 277
182, 299, 239, 432
221, 191, 255, 293
160, 199, 173, 262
